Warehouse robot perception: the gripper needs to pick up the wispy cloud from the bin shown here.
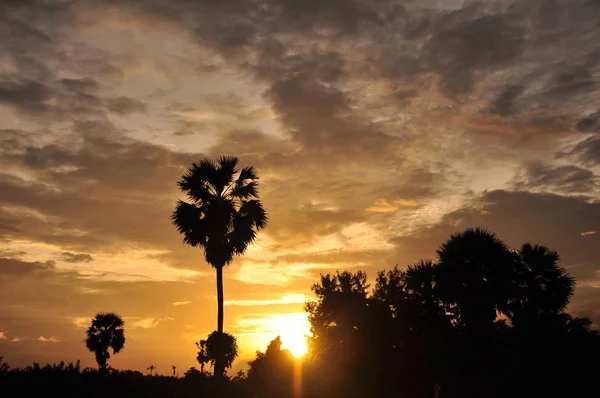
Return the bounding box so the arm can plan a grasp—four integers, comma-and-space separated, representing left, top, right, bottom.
131, 317, 174, 329
172, 301, 191, 306
366, 199, 418, 213
38, 336, 60, 343
581, 231, 597, 236
225, 294, 307, 307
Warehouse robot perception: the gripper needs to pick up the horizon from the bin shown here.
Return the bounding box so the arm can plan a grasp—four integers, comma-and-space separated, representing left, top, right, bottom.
1, 0, 600, 375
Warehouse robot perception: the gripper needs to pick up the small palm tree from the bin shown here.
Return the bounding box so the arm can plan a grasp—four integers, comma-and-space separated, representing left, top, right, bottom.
172, 365, 177, 377
85, 312, 125, 372
205, 331, 238, 374
172, 156, 267, 377
147, 365, 155, 375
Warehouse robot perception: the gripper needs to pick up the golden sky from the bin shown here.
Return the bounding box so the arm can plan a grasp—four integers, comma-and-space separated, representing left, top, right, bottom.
1, 0, 600, 374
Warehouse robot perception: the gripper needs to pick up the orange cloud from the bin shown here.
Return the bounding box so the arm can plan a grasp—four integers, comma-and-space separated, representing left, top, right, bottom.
366, 198, 417, 213
581, 231, 597, 236
38, 336, 60, 343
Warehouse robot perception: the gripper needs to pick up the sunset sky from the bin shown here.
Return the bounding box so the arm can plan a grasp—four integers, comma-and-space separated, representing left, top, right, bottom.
1, 0, 600, 374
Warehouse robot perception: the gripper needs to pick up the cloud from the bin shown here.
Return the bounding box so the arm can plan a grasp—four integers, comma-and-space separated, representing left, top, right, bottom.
366, 199, 398, 213
566, 136, 600, 166
581, 231, 597, 237
71, 317, 90, 329
0, 257, 55, 274
38, 336, 59, 343
172, 301, 191, 306
366, 198, 418, 213
131, 317, 173, 329
225, 294, 307, 307
512, 162, 597, 193
60, 252, 94, 263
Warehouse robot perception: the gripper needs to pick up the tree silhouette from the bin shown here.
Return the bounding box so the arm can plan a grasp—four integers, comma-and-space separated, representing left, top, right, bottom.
172, 156, 267, 377
507, 243, 575, 328
247, 336, 295, 398
196, 339, 209, 373
172, 365, 176, 377
85, 312, 125, 372
435, 228, 516, 331
205, 331, 238, 375
147, 365, 155, 376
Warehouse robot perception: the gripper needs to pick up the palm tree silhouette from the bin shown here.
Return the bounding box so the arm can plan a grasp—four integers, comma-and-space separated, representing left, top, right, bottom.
205, 331, 238, 374
172, 156, 267, 377
147, 365, 155, 375
85, 312, 125, 373
507, 243, 575, 327
435, 228, 516, 331
172, 365, 176, 377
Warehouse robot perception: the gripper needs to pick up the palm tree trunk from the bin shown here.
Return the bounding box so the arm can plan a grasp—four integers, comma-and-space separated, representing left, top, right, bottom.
217, 266, 224, 333
215, 265, 225, 378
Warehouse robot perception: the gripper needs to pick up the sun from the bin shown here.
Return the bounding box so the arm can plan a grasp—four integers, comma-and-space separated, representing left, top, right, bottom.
271, 313, 311, 358
280, 329, 308, 358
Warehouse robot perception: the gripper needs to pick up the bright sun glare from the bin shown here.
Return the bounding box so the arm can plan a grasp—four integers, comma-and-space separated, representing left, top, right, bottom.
272, 313, 310, 357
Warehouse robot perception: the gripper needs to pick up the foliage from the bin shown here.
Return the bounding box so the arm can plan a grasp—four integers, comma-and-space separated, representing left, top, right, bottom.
205, 331, 239, 372
172, 156, 268, 269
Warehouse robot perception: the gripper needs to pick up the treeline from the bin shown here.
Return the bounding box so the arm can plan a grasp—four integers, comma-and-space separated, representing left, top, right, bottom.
1, 228, 598, 398
252, 228, 600, 398
0, 359, 245, 398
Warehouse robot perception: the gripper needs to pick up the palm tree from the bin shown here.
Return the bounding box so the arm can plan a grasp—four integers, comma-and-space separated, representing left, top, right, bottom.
205, 331, 238, 374
172, 365, 177, 377
172, 156, 267, 377
435, 228, 516, 331
147, 365, 155, 375
507, 243, 575, 328
85, 312, 125, 372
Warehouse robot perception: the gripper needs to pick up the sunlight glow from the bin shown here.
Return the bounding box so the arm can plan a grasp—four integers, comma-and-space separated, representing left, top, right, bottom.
272, 314, 310, 357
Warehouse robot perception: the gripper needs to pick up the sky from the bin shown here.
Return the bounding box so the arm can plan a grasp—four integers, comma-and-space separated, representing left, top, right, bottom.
1, 0, 600, 374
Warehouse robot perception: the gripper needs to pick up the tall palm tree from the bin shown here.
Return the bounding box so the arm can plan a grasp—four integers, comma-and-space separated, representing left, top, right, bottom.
147, 365, 155, 375
507, 243, 575, 328
85, 312, 125, 372
435, 228, 516, 331
172, 156, 267, 377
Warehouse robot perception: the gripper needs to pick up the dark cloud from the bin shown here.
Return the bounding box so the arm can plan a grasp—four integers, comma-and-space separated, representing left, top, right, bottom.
106, 97, 148, 115
513, 162, 597, 193
425, 13, 525, 98
0, 79, 52, 115
489, 85, 524, 117
567, 136, 600, 165
0, 257, 55, 274
576, 112, 600, 133
59, 252, 93, 263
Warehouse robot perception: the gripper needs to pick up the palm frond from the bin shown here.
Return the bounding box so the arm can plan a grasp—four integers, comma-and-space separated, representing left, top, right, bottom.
171, 200, 208, 246
231, 181, 258, 199
214, 156, 239, 195
178, 160, 218, 201
240, 200, 268, 229
237, 166, 257, 182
